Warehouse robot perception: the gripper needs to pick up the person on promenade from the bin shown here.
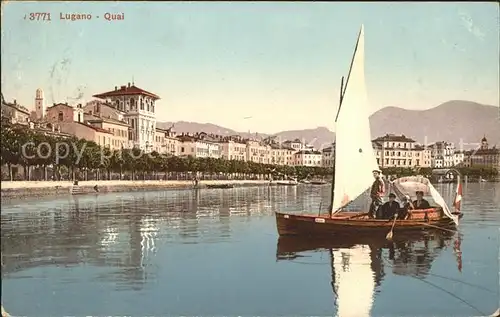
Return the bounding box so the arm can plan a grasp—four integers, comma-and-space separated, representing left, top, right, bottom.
369, 169, 385, 218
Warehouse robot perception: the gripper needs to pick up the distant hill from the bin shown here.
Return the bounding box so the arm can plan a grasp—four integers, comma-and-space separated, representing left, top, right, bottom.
157, 100, 499, 149
369, 101, 499, 148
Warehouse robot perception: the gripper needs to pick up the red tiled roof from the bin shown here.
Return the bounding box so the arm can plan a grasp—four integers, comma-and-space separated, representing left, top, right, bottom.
47, 103, 73, 110
473, 148, 500, 155
77, 122, 113, 134
2, 101, 30, 115
85, 114, 130, 127
93, 85, 160, 100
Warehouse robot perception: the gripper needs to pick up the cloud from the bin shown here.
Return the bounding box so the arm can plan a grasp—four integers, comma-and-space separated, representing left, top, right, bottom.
458, 10, 485, 40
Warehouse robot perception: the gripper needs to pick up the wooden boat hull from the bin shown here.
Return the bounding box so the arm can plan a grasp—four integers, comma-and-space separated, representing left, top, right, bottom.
275, 209, 457, 237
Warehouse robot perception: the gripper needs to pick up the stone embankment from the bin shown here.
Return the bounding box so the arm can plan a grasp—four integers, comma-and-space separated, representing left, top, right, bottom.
0, 179, 270, 199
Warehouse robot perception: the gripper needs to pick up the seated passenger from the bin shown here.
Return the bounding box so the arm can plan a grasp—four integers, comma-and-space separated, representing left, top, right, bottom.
413, 190, 430, 210
381, 193, 399, 219
398, 195, 414, 219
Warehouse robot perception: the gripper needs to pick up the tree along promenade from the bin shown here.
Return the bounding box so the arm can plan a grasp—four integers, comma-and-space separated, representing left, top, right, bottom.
1, 121, 332, 182
1, 121, 497, 182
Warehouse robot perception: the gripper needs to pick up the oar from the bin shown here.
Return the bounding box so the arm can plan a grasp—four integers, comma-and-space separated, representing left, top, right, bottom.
421, 222, 457, 234
386, 214, 398, 240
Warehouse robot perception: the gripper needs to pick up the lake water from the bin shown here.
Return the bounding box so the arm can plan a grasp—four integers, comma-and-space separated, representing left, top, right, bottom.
1, 183, 499, 317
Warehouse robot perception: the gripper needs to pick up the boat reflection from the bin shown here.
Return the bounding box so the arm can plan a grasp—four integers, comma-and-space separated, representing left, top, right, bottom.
276, 231, 461, 317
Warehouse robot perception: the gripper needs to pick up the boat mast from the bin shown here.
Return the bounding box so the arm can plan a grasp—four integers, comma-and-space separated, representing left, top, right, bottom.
329, 25, 365, 215
329, 76, 344, 216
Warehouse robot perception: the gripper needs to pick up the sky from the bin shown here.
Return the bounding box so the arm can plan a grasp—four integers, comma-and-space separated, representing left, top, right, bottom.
1, 2, 499, 133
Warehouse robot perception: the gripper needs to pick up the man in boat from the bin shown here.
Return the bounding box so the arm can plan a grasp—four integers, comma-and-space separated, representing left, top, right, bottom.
413, 190, 430, 210
369, 169, 385, 218
380, 193, 399, 219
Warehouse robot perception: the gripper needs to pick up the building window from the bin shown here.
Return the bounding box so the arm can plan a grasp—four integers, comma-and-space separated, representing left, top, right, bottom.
58, 112, 63, 121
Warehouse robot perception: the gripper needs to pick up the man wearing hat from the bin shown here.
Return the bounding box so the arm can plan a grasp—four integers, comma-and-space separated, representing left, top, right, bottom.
369, 169, 385, 218
381, 193, 400, 219
413, 190, 430, 209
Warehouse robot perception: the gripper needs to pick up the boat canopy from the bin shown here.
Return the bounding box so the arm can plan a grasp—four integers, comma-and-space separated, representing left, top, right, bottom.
391, 176, 459, 225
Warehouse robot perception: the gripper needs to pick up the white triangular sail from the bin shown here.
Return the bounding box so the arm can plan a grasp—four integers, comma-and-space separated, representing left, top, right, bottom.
333, 246, 374, 317
332, 25, 380, 213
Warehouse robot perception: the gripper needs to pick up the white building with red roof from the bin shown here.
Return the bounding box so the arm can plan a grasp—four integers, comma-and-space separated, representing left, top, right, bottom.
93, 82, 160, 152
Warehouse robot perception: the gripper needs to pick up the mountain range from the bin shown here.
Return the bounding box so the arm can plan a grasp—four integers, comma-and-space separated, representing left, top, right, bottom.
157, 100, 499, 149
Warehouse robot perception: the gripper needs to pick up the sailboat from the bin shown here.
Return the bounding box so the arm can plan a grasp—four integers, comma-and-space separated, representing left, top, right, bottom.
275, 25, 460, 236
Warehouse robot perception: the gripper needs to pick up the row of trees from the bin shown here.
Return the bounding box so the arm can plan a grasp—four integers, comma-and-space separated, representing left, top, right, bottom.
381, 166, 498, 180
1, 122, 332, 181
1, 122, 497, 181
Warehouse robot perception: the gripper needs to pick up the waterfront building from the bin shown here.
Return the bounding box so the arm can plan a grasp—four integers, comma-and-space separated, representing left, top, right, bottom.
428, 141, 455, 168
412, 145, 432, 167
220, 136, 248, 161
45, 102, 84, 124
293, 150, 322, 167
246, 139, 271, 164
321, 144, 335, 168
1, 94, 30, 125
177, 132, 221, 159
84, 100, 126, 122
453, 151, 466, 167
45, 102, 115, 148
371, 134, 422, 168
93, 83, 160, 152
269, 143, 295, 166
468, 136, 500, 171
85, 114, 130, 151
432, 156, 444, 168
282, 139, 304, 152
154, 127, 180, 156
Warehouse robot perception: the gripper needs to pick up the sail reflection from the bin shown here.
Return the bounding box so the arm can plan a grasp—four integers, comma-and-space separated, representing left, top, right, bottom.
276, 231, 458, 317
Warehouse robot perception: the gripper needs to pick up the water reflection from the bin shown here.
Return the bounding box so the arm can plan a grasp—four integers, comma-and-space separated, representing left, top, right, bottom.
1, 184, 498, 316
276, 231, 461, 317
2, 186, 320, 291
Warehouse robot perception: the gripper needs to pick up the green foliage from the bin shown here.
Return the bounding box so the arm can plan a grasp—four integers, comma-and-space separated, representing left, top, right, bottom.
381, 166, 498, 179
1, 122, 332, 179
